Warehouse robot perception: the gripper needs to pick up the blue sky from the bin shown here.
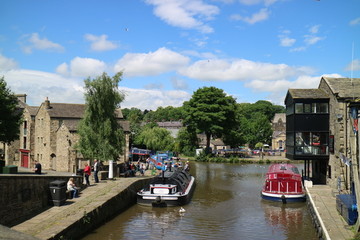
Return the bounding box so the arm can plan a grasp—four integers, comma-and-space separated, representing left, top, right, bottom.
1, 0, 359, 110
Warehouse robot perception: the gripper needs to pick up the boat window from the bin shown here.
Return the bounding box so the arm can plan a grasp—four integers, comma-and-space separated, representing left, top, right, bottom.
291, 167, 300, 174
280, 166, 287, 170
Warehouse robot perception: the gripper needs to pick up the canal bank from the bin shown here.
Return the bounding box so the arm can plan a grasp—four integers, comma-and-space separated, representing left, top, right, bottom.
306, 184, 354, 240
10, 176, 153, 240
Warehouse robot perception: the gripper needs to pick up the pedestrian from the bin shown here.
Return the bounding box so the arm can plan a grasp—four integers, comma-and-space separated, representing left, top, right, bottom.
184, 161, 190, 172
67, 177, 78, 198
33, 161, 42, 174
140, 163, 145, 176
93, 159, 99, 183
84, 163, 91, 186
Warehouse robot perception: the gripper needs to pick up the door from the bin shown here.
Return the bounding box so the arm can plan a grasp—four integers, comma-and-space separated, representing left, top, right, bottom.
21, 152, 29, 168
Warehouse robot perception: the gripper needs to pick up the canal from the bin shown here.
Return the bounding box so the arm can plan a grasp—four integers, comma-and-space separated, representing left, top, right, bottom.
83, 162, 318, 240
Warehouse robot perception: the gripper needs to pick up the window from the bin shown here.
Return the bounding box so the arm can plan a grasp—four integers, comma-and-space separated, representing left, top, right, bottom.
294, 132, 329, 155
23, 137, 27, 149
294, 102, 329, 114
319, 103, 329, 113
304, 104, 311, 113
295, 103, 303, 113
23, 121, 28, 136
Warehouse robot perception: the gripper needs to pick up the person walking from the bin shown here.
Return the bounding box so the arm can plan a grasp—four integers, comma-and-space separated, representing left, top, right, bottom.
93, 159, 99, 183
84, 163, 91, 186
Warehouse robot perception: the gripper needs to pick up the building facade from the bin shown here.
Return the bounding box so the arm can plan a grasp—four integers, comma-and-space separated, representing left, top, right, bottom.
271, 113, 286, 150
285, 77, 360, 191
3, 97, 130, 173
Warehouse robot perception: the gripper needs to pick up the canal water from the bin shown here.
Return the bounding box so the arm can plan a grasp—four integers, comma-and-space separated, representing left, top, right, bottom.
83, 162, 318, 240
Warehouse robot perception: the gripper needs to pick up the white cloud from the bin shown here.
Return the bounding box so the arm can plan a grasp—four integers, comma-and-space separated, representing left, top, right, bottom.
145, 0, 219, 33
1, 69, 84, 106
304, 35, 324, 45
179, 58, 314, 81
55, 62, 69, 76
278, 30, 296, 47
245, 74, 342, 105
84, 34, 118, 51
309, 25, 320, 34
350, 17, 360, 26
230, 8, 270, 24
119, 86, 191, 110
21, 33, 64, 54
0, 54, 18, 71
345, 59, 360, 71
56, 57, 107, 78
114, 47, 190, 77
280, 37, 296, 47
304, 25, 324, 45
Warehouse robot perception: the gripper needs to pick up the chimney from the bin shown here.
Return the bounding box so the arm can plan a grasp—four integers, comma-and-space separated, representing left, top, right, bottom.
45, 97, 50, 109
16, 94, 27, 103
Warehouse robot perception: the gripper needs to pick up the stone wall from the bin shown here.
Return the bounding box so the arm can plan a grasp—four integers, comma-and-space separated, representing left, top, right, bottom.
0, 174, 83, 227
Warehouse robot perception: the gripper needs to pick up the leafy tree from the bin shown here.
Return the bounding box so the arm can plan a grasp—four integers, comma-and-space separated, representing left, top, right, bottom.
240, 112, 272, 148
134, 124, 174, 151
77, 72, 125, 161
122, 107, 144, 146
175, 127, 199, 156
0, 77, 23, 144
183, 87, 238, 154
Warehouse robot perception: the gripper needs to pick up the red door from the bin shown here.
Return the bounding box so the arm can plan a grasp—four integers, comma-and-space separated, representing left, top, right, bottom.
21, 151, 29, 168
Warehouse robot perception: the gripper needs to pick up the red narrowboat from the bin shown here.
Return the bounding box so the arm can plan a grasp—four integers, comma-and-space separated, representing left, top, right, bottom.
261, 163, 306, 203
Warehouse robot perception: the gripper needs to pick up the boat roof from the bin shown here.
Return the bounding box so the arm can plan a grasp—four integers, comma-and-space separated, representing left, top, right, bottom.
267, 163, 300, 175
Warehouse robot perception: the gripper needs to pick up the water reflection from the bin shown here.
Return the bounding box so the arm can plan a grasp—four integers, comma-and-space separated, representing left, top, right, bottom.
83, 162, 317, 240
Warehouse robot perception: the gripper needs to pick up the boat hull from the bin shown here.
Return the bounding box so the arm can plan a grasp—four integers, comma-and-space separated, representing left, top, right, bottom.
137, 176, 196, 207
261, 191, 306, 203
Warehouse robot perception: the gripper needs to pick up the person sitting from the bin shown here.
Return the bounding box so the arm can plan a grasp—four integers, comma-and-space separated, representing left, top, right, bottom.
67, 177, 78, 198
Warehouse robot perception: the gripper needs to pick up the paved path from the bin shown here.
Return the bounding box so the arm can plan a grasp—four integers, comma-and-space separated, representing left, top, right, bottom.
307, 185, 354, 240
11, 175, 148, 240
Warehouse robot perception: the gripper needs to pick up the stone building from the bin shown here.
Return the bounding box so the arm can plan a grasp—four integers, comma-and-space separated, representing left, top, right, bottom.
285, 77, 360, 191
1, 94, 38, 168
271, 113, 286, 150
3, 97, 130, 173
156, 121, 183, 138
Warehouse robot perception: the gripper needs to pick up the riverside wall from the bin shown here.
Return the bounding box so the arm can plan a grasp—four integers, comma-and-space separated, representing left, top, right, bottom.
0, 174, 83, 227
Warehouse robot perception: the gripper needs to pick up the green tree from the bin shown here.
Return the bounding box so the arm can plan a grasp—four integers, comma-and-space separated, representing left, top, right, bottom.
183, 87, 238, 154
77, 72, 125, 161
240, 112, 272, 148
134, 124, 174, 151
175, 127, 199, 156
0, 77, 23, 144
122, 107, 144, 147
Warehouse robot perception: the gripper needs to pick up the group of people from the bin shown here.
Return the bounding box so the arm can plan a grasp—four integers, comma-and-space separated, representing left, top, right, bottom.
67, 159, 102, 198
84, 159, 101, 186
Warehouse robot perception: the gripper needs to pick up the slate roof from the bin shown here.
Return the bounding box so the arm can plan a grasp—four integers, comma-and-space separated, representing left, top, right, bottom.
45, 103, 124, 119
45, 103, 86, 118
322, 77, 360, 99
157, 121, 183, 128
28, 106, 39, 116
287, 89, 329, 99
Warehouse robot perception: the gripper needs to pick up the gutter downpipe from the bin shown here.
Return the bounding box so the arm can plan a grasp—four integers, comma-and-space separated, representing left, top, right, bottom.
306, 185, 331, 240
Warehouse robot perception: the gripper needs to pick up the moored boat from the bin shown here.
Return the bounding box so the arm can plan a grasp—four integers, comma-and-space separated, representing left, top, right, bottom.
261, 163, 306, 203
137, 168, 196, 207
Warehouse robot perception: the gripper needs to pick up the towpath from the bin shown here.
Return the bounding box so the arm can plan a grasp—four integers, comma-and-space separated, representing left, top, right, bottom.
307, 185, 354, 240
11, 174, 151, 240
